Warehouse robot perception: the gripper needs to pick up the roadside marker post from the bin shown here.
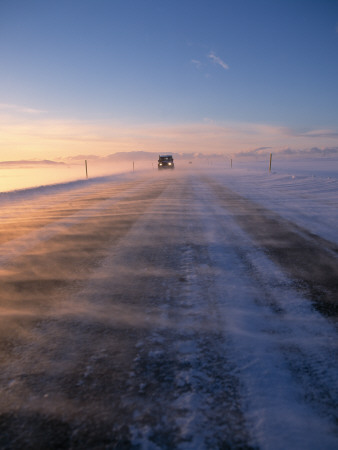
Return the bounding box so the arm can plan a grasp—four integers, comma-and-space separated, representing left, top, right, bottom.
85, 160, 88, 179
269, 153, 272, 172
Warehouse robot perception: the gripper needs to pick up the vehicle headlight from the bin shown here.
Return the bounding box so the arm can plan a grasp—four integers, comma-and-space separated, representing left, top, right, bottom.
168, 162, 172, 165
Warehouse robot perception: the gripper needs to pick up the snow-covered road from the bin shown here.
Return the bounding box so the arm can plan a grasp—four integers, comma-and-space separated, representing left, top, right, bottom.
0, 170, 337, 449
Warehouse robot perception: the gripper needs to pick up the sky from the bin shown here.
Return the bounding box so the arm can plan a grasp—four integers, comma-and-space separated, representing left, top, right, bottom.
0, 0, 338, 160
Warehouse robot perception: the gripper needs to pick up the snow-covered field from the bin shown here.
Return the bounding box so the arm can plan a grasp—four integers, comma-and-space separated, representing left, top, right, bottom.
214, 156, 338, 244
0, 158, 337, 449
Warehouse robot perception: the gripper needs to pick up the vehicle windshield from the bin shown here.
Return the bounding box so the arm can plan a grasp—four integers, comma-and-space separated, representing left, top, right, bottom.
159, 156, 173, 161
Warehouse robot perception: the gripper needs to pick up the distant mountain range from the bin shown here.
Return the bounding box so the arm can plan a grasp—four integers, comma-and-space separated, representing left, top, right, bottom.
2, 147, 337, 167
0, 160, 66, 166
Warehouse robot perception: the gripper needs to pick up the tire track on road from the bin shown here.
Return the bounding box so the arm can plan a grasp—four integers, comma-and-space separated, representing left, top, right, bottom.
117, 175, 256, 448
192, 177, 338, 449
203, 176, 338, 318
0, 177, 168, 354
0, 174, 184, 449
0, 177, 149, 252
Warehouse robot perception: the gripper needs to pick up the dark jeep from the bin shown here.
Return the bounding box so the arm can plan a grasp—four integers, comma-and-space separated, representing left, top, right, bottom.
158, 154, 174, 169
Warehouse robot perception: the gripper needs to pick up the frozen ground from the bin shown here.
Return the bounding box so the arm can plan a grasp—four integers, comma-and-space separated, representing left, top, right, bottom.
0, 160, 337, 449
213, 156, 338, 245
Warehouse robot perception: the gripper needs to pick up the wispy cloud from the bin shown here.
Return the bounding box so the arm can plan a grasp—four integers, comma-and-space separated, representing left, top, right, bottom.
0, 103, 46, 115
289, 128, 338, 139
191, 59, 202, 69
208, 51, 229, 70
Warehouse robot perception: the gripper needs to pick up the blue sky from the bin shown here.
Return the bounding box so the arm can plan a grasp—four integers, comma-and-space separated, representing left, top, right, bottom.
0, 0, 338, 159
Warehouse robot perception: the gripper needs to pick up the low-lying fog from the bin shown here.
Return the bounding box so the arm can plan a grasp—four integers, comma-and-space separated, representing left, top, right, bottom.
0, 160, 149, 193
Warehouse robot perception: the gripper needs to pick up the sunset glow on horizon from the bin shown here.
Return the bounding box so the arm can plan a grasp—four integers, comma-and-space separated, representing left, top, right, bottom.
0, 0, 337, 161
1, 110, 338, 162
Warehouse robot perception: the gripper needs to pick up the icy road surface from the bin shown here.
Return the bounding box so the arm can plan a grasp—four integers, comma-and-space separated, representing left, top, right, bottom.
0, 170, 337, 449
